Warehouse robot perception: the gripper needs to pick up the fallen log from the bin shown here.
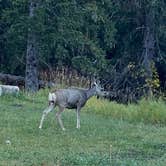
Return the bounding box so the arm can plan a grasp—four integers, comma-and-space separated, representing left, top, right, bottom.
0, 85, 19, 96
0, 73, 55, 89
0, 73, 24, 86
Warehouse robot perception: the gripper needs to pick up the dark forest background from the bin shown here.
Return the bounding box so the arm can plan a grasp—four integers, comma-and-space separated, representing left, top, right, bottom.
0, 0, 166, 102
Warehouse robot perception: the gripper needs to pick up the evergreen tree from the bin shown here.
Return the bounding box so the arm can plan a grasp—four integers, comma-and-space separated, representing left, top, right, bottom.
25, 0, 39, 92
0, 0, 165, 101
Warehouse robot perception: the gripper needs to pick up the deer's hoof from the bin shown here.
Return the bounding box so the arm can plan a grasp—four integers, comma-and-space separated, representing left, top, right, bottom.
39, 126, 42, 129
62, 128, 66, 131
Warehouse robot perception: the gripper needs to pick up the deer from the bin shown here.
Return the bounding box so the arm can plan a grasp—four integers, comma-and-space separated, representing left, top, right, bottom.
39, 82, 103, 130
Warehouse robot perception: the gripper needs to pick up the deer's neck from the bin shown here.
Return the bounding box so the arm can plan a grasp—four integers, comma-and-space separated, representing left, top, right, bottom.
86, 87, 96, 99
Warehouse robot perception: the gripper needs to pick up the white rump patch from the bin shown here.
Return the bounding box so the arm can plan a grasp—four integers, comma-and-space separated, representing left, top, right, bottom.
0, 87, 2, 96
48, 93, 56, 102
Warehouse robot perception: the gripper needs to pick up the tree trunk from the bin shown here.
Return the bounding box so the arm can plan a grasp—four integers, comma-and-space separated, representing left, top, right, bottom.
25, 1, 39, 92
142, 9, 156, 96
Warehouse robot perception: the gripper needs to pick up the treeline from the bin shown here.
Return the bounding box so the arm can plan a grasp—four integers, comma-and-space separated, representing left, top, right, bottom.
0, 0, 166, 102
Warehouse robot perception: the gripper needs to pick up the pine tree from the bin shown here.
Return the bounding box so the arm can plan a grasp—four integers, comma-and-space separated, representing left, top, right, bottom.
25, 0, 39, 92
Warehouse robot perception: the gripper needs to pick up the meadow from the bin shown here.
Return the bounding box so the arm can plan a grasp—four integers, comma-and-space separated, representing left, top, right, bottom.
0, 90, 166, 166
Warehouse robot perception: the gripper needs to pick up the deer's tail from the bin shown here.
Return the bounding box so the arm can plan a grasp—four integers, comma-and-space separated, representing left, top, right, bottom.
48, 92, 56, 105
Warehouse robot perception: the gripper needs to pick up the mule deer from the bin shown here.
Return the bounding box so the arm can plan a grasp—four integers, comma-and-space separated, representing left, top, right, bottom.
39, 82, 102, 130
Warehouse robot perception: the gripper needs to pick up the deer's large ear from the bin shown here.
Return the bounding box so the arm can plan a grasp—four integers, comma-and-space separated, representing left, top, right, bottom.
93, 82, 97, 86
90, 78, 95, 87
97, 80, 101, 84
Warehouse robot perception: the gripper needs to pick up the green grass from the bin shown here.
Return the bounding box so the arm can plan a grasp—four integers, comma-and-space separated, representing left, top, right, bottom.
86, 97, 166, 125
0, 90, 166, 165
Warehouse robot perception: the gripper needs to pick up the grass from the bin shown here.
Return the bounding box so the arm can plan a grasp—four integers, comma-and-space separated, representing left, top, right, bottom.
0, 90, 166, 165
86, 97, 166, 125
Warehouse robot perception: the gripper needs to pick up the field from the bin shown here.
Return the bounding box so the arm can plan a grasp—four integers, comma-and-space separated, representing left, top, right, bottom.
0, 90, 166, 166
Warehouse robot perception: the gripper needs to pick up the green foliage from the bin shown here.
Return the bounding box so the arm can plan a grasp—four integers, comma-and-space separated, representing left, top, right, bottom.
0, 0, 116, 75
145, 63, 160, 91
0, 0, 28, 74
0, 0, 166, 96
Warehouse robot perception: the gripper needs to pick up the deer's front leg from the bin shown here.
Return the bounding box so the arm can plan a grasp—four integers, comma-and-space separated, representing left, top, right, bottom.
76, 107, 81, 129
39, 103, 54, 129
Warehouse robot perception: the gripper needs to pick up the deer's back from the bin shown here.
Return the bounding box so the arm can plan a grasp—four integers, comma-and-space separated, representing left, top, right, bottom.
55, 88, 87, 109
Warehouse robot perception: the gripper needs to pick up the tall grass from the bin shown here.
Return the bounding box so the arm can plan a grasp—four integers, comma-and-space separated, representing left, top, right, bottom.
2, 89, 166, 125
39, 67, 91, 88
86, 97, 166, 125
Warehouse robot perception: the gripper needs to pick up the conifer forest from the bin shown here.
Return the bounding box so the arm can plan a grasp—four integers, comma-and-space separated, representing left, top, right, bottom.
0, 0, 165, 101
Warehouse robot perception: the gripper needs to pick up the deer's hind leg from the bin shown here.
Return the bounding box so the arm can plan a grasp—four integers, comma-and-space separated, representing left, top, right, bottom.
39, 103, 55, 129
56, 106, 65, 131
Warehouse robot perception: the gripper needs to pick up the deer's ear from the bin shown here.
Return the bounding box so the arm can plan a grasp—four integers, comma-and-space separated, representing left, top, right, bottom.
93, 82, 97, 86
96, 80, 101, 84
91, 81, 98, 88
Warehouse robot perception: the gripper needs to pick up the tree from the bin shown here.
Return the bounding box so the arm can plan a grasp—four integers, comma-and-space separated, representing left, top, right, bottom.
0, 0, 28, 74
98, 0, 166, 102
25, 0, 39, 92
0, 0, 165, 100
141, 3, 156, 96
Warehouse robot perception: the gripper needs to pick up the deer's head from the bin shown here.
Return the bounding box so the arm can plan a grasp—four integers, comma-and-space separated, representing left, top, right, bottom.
92, 81, 103, 95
